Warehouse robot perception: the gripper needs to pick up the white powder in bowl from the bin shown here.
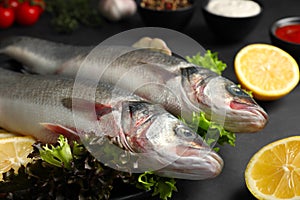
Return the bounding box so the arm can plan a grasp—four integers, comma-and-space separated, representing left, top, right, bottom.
206, 0, 261, 18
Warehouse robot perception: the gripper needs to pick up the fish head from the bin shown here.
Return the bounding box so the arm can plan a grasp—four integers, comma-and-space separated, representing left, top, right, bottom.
150, 121, 224, 180
181, 66, 268, 133
121, 101, 223, 180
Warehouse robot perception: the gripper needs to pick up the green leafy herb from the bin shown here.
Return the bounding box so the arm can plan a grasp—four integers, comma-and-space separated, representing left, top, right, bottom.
0, 137, 136, 199
193, 112, 236, 151
186, 50, 227, 75
136, 171, 177, 200
0, 135, 177, 200
44, 0, 104, 33
178, 112, 235, 152
39, 135, 73, 169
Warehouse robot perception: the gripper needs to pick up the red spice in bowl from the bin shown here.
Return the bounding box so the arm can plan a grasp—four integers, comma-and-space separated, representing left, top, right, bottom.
140, 0, 192, 11
270, 16, 300, 64
275, 24, 300, 44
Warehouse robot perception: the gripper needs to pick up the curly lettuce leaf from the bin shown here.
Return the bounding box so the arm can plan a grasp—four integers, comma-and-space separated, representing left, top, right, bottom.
136, 171, 177, 200
0, 137, 134, 199
186, 50, 227, 75
192, 112, 236, 151
38, 135, 73, 169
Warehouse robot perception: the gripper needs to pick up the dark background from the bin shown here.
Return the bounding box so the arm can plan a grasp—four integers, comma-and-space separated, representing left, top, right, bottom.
0, 0, 300, 199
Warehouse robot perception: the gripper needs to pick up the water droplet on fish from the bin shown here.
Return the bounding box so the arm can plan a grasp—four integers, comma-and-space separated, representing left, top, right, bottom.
119, 152, 130, 165
133, 161, 139, 169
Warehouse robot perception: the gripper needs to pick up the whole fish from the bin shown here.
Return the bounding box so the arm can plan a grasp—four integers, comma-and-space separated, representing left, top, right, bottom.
0, 68, 223, 180
0, 36, 268, 133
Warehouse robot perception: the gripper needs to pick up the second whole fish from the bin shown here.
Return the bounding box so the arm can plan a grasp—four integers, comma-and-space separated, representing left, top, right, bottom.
0, 36, 268, 133
0, 68, 223, 180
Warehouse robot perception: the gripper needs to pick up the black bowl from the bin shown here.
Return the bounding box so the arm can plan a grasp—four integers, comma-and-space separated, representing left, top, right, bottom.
136, 0, 196, 30
202, 0, 263, 42
270, 16, 300, 64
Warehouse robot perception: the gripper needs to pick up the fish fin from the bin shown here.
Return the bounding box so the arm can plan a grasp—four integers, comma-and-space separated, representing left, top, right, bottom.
95, 104, 113, 119
40, 123, 80, 141
61, 98, 73, 110
62, 98, 112, 120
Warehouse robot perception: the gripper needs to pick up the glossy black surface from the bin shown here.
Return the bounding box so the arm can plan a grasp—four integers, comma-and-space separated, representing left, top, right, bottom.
269, 16, 300, 64
0, 0, 300, 199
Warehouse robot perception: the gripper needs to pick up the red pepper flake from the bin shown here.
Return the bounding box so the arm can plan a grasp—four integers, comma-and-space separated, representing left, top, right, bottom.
140, 0, 191, 10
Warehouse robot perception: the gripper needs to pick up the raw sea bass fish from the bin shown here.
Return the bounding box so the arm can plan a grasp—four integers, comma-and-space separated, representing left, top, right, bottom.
0, 68, 223, 180
0, 36, 268, 133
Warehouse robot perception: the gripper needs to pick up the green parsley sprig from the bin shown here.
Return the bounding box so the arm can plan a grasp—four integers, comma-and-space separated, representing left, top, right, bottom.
45, 0, 104, 33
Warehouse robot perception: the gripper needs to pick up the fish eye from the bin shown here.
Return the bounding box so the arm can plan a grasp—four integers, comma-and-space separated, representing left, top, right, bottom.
175, 125, 196, 139
226, 84, 250, 98
181, 66, 199, 77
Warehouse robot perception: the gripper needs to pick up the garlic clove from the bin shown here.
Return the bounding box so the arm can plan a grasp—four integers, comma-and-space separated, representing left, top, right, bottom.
99, 0, 137, 21
132, 37, 172, 56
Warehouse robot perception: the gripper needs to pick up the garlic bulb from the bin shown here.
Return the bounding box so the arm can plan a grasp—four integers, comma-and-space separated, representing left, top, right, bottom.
99, 0, 137, 21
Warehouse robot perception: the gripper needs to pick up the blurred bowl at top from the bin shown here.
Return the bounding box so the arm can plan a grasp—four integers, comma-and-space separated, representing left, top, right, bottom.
136, 0, 195, 30
202, 0, 263, 42
270, 16, 300, 64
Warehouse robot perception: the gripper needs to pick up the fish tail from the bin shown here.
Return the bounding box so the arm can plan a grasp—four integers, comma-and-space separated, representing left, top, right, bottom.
0, 37, 23, 70
0, 36, 62, 74
0, 36, 24, 53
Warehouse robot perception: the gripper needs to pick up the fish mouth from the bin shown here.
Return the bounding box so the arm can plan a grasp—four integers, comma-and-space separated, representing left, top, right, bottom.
248, 106, 268, 122
155, 146, 224, 180
228, 101, 269, 132
230, 100, 268, 119
246, 107, 268, 131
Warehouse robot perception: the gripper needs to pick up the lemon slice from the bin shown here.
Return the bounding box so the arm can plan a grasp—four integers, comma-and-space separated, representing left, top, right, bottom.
234, 44, 299, 100
0, 131, 21, 138
245, 136, 300, 200
0, 136, 36, 181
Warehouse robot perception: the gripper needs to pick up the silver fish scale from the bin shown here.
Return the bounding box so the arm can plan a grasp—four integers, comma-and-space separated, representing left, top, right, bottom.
0, 68, 142, 142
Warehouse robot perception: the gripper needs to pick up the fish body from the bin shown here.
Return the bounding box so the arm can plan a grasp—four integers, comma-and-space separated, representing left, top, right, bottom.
0, 36, 93, 74
0, 36, 268, 133
0, 68, 223, 180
